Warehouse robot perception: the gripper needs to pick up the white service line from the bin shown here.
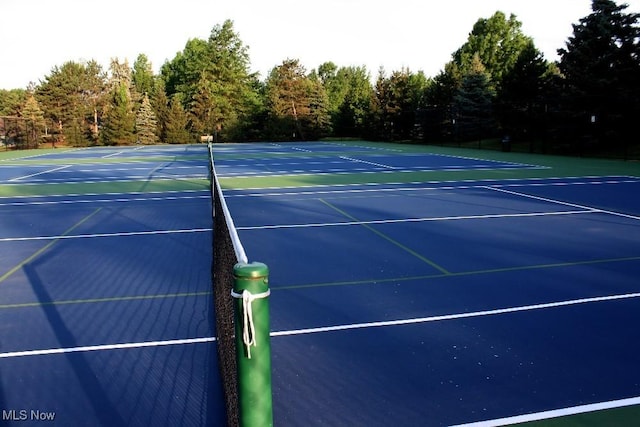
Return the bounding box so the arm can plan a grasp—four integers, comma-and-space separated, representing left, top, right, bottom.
9, 165, 71, 182
485, 186, 640, 221
0, 228, 211, 243
271, 292, 640, 338
0, 337, 216, 359
0, 194, 210, 207
339, 155, 396, 169
237, 210, 595, 230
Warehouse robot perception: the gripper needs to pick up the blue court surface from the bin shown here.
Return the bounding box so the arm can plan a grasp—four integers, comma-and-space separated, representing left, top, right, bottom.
1, 142, 639, 426
0, 145, 223, 426
214, 142, 640, 426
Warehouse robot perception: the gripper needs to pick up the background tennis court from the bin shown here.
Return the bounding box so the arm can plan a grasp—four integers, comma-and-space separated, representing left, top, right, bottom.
213, 141, 640, 426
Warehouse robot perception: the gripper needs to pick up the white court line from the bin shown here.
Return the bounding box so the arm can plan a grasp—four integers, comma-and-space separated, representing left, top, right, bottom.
0, 189, 208, 200
271, 292, 640, 337
0, 194, 209, 207
101, 146, 145, 158
0, 228, 210, 243
338, 155, 396, 169
485, 186, 640, 221
5, 292, 640, 360
451, 396, 640, 426
14, 173, 208, 184
237, 210, 595, 230
9, 165, 71, 182
221, 176, 639, 195
1, 177, 207, 186
219, 165, 539, 180
0, 337, 216, 359
223, 177, 640, 199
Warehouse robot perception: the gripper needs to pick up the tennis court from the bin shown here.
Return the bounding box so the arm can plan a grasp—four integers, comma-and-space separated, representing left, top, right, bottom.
0, 145, 223, 426
0, 141, 639, 426
213, 142, 640, 426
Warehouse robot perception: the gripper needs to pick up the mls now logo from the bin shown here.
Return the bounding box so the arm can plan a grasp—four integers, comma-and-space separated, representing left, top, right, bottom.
2, 409, 56, 421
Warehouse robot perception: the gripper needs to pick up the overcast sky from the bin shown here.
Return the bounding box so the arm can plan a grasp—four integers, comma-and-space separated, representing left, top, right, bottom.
1, 0, 639, 89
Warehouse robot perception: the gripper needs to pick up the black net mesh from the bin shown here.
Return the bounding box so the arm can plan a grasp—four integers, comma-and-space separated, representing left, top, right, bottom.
210, 144, 240, 427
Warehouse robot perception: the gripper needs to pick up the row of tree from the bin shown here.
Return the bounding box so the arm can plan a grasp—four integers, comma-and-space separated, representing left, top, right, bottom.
0, 0, 638, 157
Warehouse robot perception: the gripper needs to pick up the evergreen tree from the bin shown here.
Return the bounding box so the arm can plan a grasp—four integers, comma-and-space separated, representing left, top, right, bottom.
306, 75, 332, 139
20, 94, 46, 147
165, 95, 192, 144
151, 79, 170, 142
498, 41, 552, 141
453, 54, 496, 142
161, 20, 261, 140
132, 54, 155, 98
101, 82, 136, 145
558, 0, 640, 152
424, 62, 463, 141
0, 89, 27, 116
135, 94, 158, 145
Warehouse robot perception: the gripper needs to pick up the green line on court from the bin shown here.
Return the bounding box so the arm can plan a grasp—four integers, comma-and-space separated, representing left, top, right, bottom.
274, 255, 640, 291
0, 178, 209, 197
0, 208, 102, 284
0, 291, 213, 310
318, 198, 451, 275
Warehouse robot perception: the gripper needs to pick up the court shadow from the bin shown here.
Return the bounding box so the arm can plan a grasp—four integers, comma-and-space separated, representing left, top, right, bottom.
24, 262, 127, 426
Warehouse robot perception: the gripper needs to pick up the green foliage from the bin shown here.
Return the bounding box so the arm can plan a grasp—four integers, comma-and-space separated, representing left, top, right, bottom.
264, 59, 331, 140
454, 11, 533, 86
132, 54, 155, 98
8, 13, 638, 157
315, 63, 373, 137
0, 89, 26, 115
371, 68, 429, 140
161, 20, 259, 141
36, 60, 107, 146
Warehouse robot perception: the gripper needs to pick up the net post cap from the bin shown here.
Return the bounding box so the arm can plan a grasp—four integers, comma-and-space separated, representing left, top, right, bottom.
234, 262, 269, 279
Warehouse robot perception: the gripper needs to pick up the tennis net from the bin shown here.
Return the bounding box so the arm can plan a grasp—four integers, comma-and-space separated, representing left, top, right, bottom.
209, 143, 247, 427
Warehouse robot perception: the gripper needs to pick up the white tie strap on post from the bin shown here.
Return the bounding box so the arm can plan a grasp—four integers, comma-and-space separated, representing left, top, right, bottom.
231, 288, 271, 359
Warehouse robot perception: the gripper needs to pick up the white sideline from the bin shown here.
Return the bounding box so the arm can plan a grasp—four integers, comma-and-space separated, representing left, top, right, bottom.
450, 396, 640, 426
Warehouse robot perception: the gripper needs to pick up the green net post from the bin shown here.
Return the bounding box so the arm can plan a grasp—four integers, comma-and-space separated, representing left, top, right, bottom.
233, 262, 273, 427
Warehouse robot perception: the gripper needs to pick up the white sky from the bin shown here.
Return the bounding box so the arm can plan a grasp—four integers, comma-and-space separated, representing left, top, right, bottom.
1, 0, 639, 89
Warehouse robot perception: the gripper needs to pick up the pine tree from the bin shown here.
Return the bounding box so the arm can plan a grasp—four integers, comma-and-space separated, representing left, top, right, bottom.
151, 79, 170, 142
20, 94, 46, 147
165, 95, 192, 144
101, 83, 136, 145
453, 54, 496, 142
558, 0, 640, 150
135, 94, 158, 145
